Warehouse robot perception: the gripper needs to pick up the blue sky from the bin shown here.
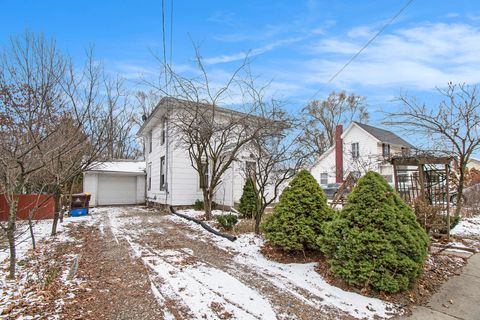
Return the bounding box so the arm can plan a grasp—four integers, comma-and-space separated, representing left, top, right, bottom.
1, 0, 480, 143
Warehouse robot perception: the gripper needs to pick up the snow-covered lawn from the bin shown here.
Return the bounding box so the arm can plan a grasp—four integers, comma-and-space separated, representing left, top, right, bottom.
0, 213, 98, 318
451, 214, 480, 239
105, 207, 399, 319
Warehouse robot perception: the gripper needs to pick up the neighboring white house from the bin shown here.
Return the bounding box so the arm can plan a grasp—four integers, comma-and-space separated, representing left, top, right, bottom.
310, 122, 414, 186
468, 158, 480, 171
83, 160, 146, 206
136, 97, 255, 207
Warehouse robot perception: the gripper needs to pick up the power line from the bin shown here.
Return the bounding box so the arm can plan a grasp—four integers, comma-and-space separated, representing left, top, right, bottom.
169, 0, 174, 68
161, 0, 168, 91
308, 0, 414, 101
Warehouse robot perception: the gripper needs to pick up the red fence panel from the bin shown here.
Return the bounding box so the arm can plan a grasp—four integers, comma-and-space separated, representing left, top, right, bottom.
0, 194, 55, 220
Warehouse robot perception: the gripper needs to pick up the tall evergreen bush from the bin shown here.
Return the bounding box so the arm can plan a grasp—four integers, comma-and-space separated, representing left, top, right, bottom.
320, 172, 429, 293
238, 178, 258, 218
261, 170, 335, 251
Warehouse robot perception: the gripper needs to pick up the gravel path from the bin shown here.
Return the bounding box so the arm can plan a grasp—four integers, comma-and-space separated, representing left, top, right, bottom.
57, 206, 395, 319
99, 206, 393, 320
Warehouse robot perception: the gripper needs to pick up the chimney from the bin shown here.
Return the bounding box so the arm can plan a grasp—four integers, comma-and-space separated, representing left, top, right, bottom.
335, 125, 343, 183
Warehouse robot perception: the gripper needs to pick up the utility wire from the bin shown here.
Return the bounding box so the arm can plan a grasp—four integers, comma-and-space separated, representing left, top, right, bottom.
161, 0, 168, 92
169, 0, 174, 68
308, 0, 414, 101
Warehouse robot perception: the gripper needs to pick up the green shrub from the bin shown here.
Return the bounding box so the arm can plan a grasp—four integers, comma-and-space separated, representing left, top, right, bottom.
320, 172, 429, 293
261, 169, 335, 251
215, 214, 238, 230
193, 199, 218, 211
238, 178, 258, 218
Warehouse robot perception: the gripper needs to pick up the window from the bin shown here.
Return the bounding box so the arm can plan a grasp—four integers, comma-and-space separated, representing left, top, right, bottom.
382, 143, 391, 158
351, 142, 359, 159
147, 163, 152, 191
148, 131, 153, 153
199, 162, 209, 189
245, 161, 256, 181
382, 174, 393, 183
160, 156, 165, 190
320, 173, 328, 185
401, 147, 410, 156
161, 117, 166, 145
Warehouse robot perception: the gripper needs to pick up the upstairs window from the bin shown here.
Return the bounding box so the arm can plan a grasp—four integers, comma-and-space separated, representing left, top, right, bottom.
382, 143, 391, 158
351, 142, 359, 159
320, 173, 328, 185
160, 156, 166, 190
161, 117, 166, 145
148, 131, 153, 153
147, 163, 152, 191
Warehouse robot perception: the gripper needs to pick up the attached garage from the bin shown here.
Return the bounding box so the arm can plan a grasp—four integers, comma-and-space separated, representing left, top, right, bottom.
83, 161, 146, 206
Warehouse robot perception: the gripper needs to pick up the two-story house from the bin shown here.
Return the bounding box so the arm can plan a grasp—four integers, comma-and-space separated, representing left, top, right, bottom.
310, 121, 414, 186
137, 97, 256, 208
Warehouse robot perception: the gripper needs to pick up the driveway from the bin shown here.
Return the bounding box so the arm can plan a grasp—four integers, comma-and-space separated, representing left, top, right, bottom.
60, 206, 397, 320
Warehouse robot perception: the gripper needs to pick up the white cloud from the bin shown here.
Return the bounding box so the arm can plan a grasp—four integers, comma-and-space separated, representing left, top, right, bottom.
204, 36, 305, 65
306, 22, 480, 89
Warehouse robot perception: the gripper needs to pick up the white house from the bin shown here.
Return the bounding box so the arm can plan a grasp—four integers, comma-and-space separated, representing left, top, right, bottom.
136, 97, 255, 208
310, 122, 414, 186
83, 160, 146, 206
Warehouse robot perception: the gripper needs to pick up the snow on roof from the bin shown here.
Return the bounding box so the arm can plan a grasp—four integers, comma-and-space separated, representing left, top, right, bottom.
88, 161, 146, 174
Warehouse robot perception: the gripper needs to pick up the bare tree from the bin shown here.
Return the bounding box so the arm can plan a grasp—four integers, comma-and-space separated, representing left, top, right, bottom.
0, 32, 68, 278
301, 91, 369, 161
0, 33, 113, 277
144, 49, 275, 219
103, 75, 141, 159
385, 83, 480, 216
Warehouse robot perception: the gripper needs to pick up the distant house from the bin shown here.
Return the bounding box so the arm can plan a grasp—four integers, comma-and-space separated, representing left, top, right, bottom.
83, 160, 146, 206
136, 97, 255, 208
310, 122, 414, 186
467, 158, 480, 171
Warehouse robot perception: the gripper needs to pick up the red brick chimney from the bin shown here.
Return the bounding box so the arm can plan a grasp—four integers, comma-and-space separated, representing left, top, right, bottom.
335, 125, 343, 183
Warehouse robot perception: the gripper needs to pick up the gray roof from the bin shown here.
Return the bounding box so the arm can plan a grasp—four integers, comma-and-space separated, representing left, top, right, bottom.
353, 121, 414, 148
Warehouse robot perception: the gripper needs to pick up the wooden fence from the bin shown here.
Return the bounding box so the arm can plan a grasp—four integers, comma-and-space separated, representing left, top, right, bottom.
0, 194, 55, 220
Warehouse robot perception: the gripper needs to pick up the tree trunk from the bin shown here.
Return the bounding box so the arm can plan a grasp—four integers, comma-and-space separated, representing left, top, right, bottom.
203, 190, 212, 220
455, 165, 466, 217
254, 204, 267, 234
28, 217, 36, 250
7, 200, 18, 279
51, 191, 61, 236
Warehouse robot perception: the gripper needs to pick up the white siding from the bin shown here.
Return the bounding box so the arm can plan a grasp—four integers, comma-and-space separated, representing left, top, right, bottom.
311, 123, 406, 186
311, 147, 336, 186
145, 118, 172, 204
136, 175, 146, 204
142, 109, 263, 207
83, 173, 98, 206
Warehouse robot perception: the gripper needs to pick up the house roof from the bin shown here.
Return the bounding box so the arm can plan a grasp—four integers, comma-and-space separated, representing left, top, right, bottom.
87, 160, 146, 174
353, 121, 414, 148
137, 97, 266, 137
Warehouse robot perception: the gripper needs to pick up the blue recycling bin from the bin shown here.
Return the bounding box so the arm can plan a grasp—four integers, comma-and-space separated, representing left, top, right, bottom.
71, 207, 88, 217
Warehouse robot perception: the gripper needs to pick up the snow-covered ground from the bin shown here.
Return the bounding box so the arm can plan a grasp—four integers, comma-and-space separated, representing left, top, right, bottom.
172, 210, 397, 319
104, 207, 399, 319
452, 214, 480, 238
0, 213, 98, 318
0, 214, 93, 263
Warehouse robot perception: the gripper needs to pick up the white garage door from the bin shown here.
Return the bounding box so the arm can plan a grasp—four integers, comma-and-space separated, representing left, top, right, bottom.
97, 175, 137, 205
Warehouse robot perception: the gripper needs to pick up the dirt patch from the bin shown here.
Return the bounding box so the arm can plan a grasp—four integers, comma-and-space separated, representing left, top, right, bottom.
260, 241, 324, 263
61, 220, 164, 320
